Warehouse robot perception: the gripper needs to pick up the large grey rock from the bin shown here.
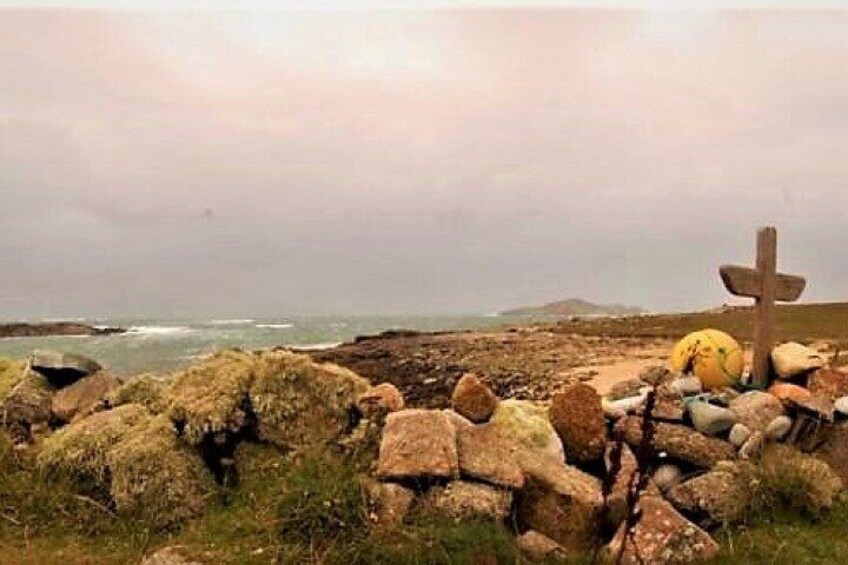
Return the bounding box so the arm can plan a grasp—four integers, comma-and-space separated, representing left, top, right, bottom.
422, 481, 512, 521
771, 342, 825, 380
30, 350, 102, 387
729, 391, 785, 432
667, 461, 753, 528
376, 409, 459, 480
687, 401, 738, 436
456, 423, 525, 489
605, 496, 720, 564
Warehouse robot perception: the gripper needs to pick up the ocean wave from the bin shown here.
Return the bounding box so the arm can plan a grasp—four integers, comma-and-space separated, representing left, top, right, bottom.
127, 326, 195, 336
255, 323, 294, 329
209, 319, 255, 325
293, 342, 342, 351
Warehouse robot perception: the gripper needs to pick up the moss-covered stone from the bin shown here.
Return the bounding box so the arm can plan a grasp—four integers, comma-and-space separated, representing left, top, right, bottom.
107, 415, 213, 528
107, 373, 169, 414
0, 358, 25, 404
248, 351, 369, 448
3, 368, 56, 439
37, 403, 151, 494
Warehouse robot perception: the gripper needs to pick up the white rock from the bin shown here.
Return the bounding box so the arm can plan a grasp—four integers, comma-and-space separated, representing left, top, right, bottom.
765, 415, 793, 441
771, 342, 826, 380
652, 464, 683, 493
728, 423, 752, 448
835, 396, 848, 417
670, 376, 703, 397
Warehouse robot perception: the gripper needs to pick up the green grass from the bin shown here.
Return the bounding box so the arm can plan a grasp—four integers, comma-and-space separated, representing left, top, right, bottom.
563, 302, 848, 347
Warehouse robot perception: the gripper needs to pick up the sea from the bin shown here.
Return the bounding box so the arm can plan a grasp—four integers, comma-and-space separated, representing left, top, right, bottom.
0, 316, 515, 377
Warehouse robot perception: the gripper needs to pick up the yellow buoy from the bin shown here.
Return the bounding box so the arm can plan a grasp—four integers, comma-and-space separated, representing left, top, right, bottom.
669, 329, 744, 391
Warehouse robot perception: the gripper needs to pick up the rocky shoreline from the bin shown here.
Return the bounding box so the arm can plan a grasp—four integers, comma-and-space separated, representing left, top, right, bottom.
0, 322, 125, 339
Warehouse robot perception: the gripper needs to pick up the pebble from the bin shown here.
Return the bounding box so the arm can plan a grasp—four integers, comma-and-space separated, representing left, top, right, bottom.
670, 376, 703, 397
765, 415, 793, 441
688, 400, 739, 436
729, 423, 752, 448
739, 432, 764, 460
653, 464, 683, 493
835, 396, 848, 417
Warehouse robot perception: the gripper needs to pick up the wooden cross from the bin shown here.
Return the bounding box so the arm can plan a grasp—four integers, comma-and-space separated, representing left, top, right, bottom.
719, 227, 806, 387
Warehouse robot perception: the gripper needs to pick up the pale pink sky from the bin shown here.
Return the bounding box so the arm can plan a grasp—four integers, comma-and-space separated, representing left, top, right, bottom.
2, 8, 847, 317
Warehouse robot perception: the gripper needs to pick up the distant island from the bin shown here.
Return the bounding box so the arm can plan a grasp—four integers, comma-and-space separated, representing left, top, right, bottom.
500, 298, 645, 318
0, 322, 125, 339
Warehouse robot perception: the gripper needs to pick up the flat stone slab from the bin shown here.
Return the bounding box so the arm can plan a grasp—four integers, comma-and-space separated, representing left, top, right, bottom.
376, 409, 459, 480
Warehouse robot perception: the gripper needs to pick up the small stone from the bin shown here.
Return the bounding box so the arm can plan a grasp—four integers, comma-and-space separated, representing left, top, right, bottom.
140, 547, 202, 565
451, 373, 499, 423
728, 423, 752, 448
361, 478, 415, 528
687, 400, 738, 436
517, 530, 567, 561
549, 384, 607, 463
653, 464, 683, 493
771, 342, 825, 380
768, 382, 812, 405
603, 394, 645, 420
729, 391, 785, 432
808, 369, 848, 403
738, 432, 765, 460
356, 383, 405, 418
422, 480, 512, 521
835, 396, 848, 417
376, 409, 459, 480
647, 383, 685, 421
670, 376, 703, 397
765, 415, 793, 441
639, 365, 674, 386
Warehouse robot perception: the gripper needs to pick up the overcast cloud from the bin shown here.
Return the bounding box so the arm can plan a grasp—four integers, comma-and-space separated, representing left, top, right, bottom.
1, 9, 847, 318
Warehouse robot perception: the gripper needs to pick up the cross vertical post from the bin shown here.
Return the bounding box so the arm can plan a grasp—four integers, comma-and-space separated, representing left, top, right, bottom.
719, 227, 806, 389
753, 227, 777, 387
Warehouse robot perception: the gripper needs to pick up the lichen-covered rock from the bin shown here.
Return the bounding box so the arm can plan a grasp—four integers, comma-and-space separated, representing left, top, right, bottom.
763, 444, 843, 512
107, 374, 169, 414
808, 369, 848, 403
515, 459, 603, 552
811, 422, 848, 485
376, 409, 459, 480
362, 478, 415, 528
771, 342, 825, 380
456, 423, 525, 489
356, 383, 404, 418
605, 496, 719, 564
605, 443, 661, 528
451, 373, 499, 423
38, 404, 152, 492
667, 461, 754, 528
2, 369, 55, 439
729, 391, 785, 432
549, 384, 606, 463
647, 383, 685, 421
52, 372, 121, 423
489, 399, 564, 463
616, 416, 735, 469
422, 480, 512, 521
517, 530, 568, 561
107, 415, 213, 528
30, 350, 102, 387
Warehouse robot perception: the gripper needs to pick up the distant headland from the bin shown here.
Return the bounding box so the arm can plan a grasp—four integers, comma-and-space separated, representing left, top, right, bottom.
0, 322, 125, 339
500, 297, 645, 318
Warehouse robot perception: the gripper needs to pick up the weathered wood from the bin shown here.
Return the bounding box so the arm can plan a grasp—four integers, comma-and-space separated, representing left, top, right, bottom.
753, 227, 778, 387
718, 227, 806, 388
719, 265, 806, 302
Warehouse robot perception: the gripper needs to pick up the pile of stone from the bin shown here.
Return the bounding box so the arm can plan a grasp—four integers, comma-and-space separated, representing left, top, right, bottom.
363, 341, 848, 562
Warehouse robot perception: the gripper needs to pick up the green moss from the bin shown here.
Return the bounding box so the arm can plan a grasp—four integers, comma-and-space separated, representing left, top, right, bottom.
107, 373, 169, 414
37, 404, 152, 497
0, 358, 25, 403
107, 415, 214, 529
163, 350, 258, 445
